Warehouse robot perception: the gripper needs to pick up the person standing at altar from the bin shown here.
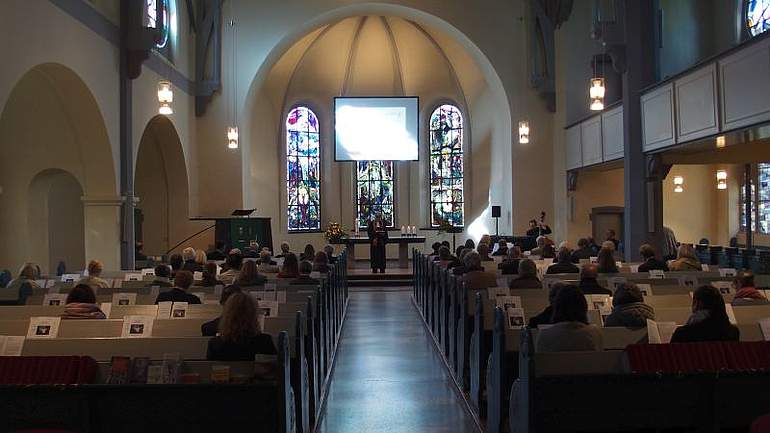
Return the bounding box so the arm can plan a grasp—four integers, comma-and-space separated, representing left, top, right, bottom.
367, 213, 388, 273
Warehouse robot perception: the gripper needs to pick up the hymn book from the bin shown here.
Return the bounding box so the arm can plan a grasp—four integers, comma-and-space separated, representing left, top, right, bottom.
121, 315, 154, 338
719, 268, 737, 277
506, 308, 526, 329
646, 319, 679, 344
495, 295, 522, 311
171, 302, 188, 319
42, 293, 67, 306
157, 301, 173, 318
112, 292, 137, 306
100, 302, 112, 318
0, 336, 25, 356
107, 356, 131, 384
61, 273, 80, 283
27, 317, 61, 339
124, 273, 142, 282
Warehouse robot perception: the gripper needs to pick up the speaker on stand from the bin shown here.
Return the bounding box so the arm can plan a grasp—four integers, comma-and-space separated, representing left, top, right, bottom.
491, 206, 501, 237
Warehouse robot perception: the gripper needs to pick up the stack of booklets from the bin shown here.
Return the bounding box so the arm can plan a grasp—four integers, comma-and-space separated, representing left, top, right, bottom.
106, 356, 173, 384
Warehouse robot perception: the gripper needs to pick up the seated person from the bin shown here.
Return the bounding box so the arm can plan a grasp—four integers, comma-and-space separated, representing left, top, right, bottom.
637, 243, 668, 272
234, 260, 266, 287
429, 242, 442, 260
182, 247, 203, 273
731, 270, 767, 304
206, 292, 277, 360
541, 243, 556, 259
168, 253, 184, 277
278, 253, 300, 279
465, 239, 476, 250
448, 246, 467, 269
0, 270, 10, 288
536, 284, 603, 352
528, 282, 563, 328
462, 251, 497, 291
499, 246, 522, 275
508, 259, 542, 289
155, 271, 202, 304
477, 243, 494, 262
61, 284, 107, 319
668, 244, 702, 271
578, 263, 612, 295
546, 247, 580, 274
258, 250, 280, 274
570, 238, 593, 263
312, 251, 330, 273
604, 283, 654, 327
200, 262, 223, 287
206, 241, 227, 261
219, 252, 243, 285
201, 285, 241, 336
530, 236, 547, 257
275, 241, 291, 258
152, 264, 173, 287
478, 235, 491, 248
77, 259, 111, 290
596, 247, 619, 274
437, 246, 456, 268
605, 229, 620, 251
293, 260, 320, 285
300, 244, 316, 262
324, 244, 337, 264
492, 239, 509, 257
2, 263, 41, 305
671, 285, 740, 342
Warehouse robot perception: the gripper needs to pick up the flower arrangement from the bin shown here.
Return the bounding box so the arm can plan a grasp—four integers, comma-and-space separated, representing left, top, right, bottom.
324, 222, 348, 242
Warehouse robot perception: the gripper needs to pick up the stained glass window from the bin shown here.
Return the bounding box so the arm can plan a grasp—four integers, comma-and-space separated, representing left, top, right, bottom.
747, 0, 770, 36
286, 107, 321, 231
740, 181, 756, 233
145, 0, 170, 48
429, 104, 464, 227
356, 161, 395, 228
759, 163, 770, 233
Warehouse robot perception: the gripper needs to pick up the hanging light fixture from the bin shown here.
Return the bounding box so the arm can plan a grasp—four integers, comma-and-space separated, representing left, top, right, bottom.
716, 135, 726, 149
716, 170, 728, 190
518, 121, 530, 144
590, 77, 605, 111
673, 175, 684, 193
157, 80, 173, 115
225, 9, 238, 149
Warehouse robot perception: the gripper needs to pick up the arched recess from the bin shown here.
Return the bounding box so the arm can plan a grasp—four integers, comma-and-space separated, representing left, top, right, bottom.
0, 63, 118, 274
135, 115, 192, 256
28, 169, 85, 274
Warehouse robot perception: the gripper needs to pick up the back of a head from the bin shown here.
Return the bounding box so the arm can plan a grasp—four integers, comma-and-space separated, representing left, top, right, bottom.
314, 251, 328, 265
240, 260, 257, 280
606, 229, 616, 239
227, 252, 244, 270
639, 244, 656, 260
518, 258, 537, 278
304, 244, 315, 258
299, 260, 313, 275
195, 250, 207, 264
174, 270, 193, 290
169, 254, 183, 271
219, 292, 259, 341
439, 246, 451, 260
455, 245, 465, 257
736, 270, 755, 288
204, 261, 218, 277
508, 246, 521, 259
155, 264, 171, 278
613, 283, 644, 307
542, 244, 556, 259
557, 247, 571, 263
581, 263, 598, 280
551, 284, 588, 324
67, 284, 96, 304
283, 252, 299, 273
601, 240, 616, 251
432, 242, 441, 253
597, 248, 615, 270
465, 239, 476, 250
499, 239, 507, 248
19, 263, 39, 280
536, 236, 546, 248
464, 251, 482, 269
477, 243, 489, 256
458, 248, 470, 261
280, 241, 290, 254
87, 260, 103, 277
678, 244, 696, 260
693, 285, 729, 322
182, 247, 196, 262
219, 284, 242, 305
577, 238, 589, 248
260, 250, 272, 263
324, 244, 334, 256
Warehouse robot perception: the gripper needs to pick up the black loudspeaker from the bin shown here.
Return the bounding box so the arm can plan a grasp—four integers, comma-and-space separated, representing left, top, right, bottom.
491, 206, 501, 218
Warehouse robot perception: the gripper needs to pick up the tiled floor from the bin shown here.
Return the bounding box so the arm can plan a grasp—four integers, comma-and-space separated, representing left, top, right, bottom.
316, 290, 479, 433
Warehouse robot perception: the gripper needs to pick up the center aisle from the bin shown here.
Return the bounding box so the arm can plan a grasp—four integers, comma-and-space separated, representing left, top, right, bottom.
316, 289, 480, 433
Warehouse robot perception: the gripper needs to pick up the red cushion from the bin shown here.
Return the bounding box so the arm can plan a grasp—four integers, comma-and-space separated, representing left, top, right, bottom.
626, 342, 770, 374
0, 356, 97, 384
751, 414, 770, 433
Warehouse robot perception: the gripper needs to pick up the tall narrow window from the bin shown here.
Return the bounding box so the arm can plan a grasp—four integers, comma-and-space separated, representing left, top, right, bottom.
286, 107, 321, 231
145, 0, 170, 48
356, 161, 395, 228
747, 0, 770, 36
758, 163, 770, 233
740, 181, 756, 233
429, 104, 464, 227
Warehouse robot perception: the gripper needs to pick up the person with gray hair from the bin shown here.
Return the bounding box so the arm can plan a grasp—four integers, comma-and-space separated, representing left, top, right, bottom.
508, 258, 542, 289
292, 260, 319, 285
276, 241, 291, 258
531, 236, 547, 256
604, 283, 655, 327
258, 250, 279, 273
462, 251, 497, 291
1, 263, 40, 305
182, 247, 203, 272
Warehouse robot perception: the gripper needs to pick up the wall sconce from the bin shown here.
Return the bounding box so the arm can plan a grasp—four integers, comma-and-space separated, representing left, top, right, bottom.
157, 80, 173, 115
227, 126, 239, 149
716, 170, 727, 190
716, 135, 726, 148
518, 121, 530, 144
673, 175, 684, 193
589, 77, 605, 111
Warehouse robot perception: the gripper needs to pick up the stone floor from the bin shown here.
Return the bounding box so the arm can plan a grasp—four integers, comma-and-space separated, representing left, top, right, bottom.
316, 290, 479, 433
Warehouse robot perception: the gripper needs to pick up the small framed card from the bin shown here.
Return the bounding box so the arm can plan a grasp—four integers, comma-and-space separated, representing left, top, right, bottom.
112, 292, 137, 306
607, 277, 627, 291
121, 315, 154, 338
719, 268, 737, 277
61, 274, 80, 283
193, 271, 203, 281
711, 281, 734, 295
124, 273, 143, 282
141, 268, 156, 276
649, 270, 665, 279
629, 265, 640, 273
701, 264, 710, 272
495, 295, 522, 311
637, 284, 653, 297
43, 293, 67, 306
506, 307, 526, 329
257, 300, 278, 317
678, 275, 698, 289
27, 317, 61, 339
170, 302, 189, 319
157, 301, 173, 318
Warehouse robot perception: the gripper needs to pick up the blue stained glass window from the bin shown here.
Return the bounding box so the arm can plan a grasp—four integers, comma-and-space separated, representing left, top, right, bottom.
145, 0, 170, 48
747, 0, 770, 36
286, 107, 321, 231
758, 163, 770, 233
429, 104, 464, 227
356, 161, 395, 228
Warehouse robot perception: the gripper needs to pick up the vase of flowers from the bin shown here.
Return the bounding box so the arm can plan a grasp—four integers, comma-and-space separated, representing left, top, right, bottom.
324, 222, 348, 243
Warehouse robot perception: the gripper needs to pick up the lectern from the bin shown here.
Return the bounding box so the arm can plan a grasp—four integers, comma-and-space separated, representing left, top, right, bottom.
193, 212, 273, 252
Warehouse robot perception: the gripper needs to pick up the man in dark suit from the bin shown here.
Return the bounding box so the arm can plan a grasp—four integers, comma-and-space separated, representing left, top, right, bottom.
578, 264, 612, 295
637, 244, 669, 272
570, 238, 594, 263
367, 214, 388, 273
155, 271, 202, 304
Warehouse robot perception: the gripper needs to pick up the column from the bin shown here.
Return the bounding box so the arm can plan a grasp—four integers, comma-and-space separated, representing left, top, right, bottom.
622, 0, 657, 261
82, 195, 123, 272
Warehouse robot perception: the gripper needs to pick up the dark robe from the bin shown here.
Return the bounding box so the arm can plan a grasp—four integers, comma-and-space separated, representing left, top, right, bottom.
367, 219, 388, 271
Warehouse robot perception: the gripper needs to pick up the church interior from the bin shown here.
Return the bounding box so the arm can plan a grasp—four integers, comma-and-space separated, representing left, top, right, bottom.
2, 0, 770, 432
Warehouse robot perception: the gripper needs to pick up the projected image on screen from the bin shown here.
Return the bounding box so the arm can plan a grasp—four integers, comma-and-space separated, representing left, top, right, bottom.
334, 97, 419, 161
